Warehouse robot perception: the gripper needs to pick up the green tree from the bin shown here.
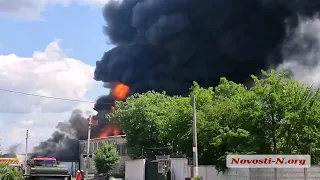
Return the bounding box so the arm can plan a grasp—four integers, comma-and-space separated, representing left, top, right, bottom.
197, 70, 320, 171
108, 69, 320, 173
108, 91, 194, 159
94, 142, 120, 175
250, 70, 320, 158
0, 164, 23, 180
191, 80, 253, 171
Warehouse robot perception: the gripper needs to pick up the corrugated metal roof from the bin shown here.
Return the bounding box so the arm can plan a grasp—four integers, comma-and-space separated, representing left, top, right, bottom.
79, 135, 126, 142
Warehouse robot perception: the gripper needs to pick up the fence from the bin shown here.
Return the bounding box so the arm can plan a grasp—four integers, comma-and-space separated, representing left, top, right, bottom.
187, 165, 320, 180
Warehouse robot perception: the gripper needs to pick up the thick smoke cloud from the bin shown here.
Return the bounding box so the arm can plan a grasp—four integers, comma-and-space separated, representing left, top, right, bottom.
33, 104, 116, 161
32, 110, 104, 161
94, 95, 115, 111
94, 0, 320, 96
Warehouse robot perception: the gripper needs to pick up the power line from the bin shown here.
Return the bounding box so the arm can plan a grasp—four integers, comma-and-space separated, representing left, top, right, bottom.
0, 88, 115, 105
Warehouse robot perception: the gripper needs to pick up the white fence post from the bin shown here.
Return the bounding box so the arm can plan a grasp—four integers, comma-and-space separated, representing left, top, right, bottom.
304, 168, 307, 180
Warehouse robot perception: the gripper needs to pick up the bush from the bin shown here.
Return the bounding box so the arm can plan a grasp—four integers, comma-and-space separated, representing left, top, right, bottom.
192, 176, 202, 180
0, 164, 23, 180
94, 142, 120, 175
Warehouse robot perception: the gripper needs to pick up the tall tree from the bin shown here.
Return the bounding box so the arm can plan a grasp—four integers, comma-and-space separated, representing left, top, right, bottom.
109, 69, 320, 172
250, 70, 320, 157
109, 91, 193, 158
199, 70, 320, 171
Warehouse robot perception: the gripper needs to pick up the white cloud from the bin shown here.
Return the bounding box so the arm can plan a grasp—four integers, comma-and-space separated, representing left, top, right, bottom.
278, 17, 320, 88
0, 40, 94, 114
0, 40, 99, 154
0, 40, 104, 152
1, 102, 97, 154
0, 0, 110, 19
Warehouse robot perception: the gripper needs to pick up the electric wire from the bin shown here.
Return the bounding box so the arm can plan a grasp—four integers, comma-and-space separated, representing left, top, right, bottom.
0, 87, 115, 105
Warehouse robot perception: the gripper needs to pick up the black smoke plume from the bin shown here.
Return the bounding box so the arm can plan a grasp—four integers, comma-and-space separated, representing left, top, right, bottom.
33, 88, 122, 162
94, 0, 320, 96
32, 110, 107, 161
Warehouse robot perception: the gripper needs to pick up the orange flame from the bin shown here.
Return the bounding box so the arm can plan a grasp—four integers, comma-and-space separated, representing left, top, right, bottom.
98, 127, 111, 138
94, 82, 128, 139
111, 83, 130, 101
96, 126, 123, 138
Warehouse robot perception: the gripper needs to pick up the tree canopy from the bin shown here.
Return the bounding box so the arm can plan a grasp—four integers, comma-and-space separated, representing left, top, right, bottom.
94, 142, 120, 175
0, 164, 23, 180
108, 69, 320, 172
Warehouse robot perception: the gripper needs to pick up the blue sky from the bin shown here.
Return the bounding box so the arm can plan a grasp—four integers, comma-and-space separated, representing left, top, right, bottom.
0, 4, 111, 66
0, 3, 114, 100
0, 2, 116, 151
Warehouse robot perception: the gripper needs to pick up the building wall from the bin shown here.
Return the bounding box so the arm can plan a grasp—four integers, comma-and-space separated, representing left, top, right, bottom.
185, 165, 320, 180
79, 135, 130, 174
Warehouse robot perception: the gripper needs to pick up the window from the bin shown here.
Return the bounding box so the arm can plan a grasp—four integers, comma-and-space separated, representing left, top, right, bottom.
91, 160, 95, 169
116, 144, 121, 154
90, 142, 94, 153
92, 142, 96, 152
108, 140, 116, 145
122, 143, 128, 156
84, 157, 91, 169
83, 143, 87, 153
35, 160, 57, 166
119, 144, 123, 156
83, 154, 92, 158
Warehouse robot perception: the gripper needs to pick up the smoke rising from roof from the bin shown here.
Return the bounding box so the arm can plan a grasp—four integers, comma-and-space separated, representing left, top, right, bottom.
94, 0, 320, 95
33, 108, 116, 161
33, 110, 97, 161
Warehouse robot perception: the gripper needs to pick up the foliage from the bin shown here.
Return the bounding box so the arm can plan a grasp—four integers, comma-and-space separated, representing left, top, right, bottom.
0, 164, 23, 180
108, 91, 193, 158
94, 142, 120, 175
192, 176, 202, 180
108, 69, 320, 172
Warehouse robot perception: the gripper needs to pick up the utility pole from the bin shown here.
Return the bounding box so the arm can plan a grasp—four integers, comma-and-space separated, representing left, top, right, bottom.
25, 130, 29, 166
192, 94, 199, 177
85, 115, 92, 179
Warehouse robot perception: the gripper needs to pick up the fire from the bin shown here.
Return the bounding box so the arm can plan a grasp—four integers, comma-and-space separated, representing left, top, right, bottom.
111, 83, 130, 101
94, 82, 128, 139
96, 126, 123, 138
97, 127, 112, 138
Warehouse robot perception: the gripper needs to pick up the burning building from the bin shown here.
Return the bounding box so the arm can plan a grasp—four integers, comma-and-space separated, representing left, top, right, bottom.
92, 82, 130, 138
32, 82, 130, 162
78, 82, 131, 174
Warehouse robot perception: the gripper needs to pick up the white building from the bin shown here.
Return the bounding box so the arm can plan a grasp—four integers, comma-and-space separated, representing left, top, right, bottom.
79, 135, 130, 174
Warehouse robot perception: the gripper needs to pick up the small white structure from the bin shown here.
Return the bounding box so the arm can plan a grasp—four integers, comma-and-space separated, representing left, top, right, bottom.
125, 159, 146, 180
